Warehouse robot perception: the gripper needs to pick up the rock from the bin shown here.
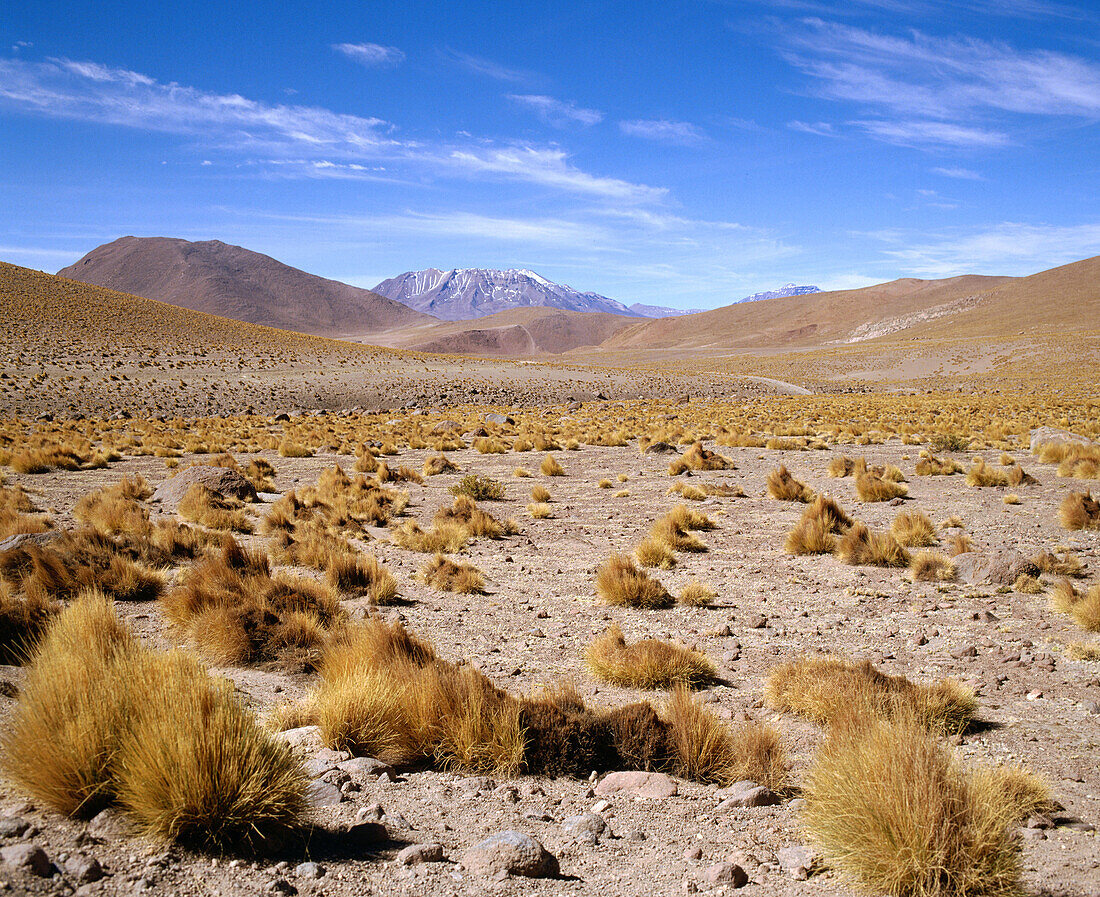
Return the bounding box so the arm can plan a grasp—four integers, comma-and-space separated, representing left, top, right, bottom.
952, 550, 1039, 586
595, 771, 678, 799
273, 411, 291, 422
431, 420, 463, 434
305, 780, 344, 808
270, 878, 297, 894
643, 441, 677, 454
562, 813, 609, 844
338, 757, 396, 781
0, 531, 64, 554
396, 843, 445, 866
0, 817, 28, 838
742, 612, 768, 629
485, 413, 514, 426
1029, 427, 1094, 453
64, 853, 104, 883
701, 862, 747, 888
777, 845, 816, 880
151, 465, 257, 507
87, 808, 130, 840
275, 726, 324, 754
343, 821, 388, 848
461, 831, 558, 879
684, 846, 703, 861
458, 776, 497, 794
0, 843, 52, 877
716, 781, 779, 809
302, 758, 337, 779
295, 861, 324, 879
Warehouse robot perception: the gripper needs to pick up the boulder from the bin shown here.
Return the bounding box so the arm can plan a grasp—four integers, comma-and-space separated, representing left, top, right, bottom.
595, 771, 678, 799
1029, 427, 1094, 454
953, 550, 1039, 586
643, 441, 677, 454
0, 843, 52, 877
151, 465, 257, 507
0, 531, 62, 554
484, 413, 514, 426
462, 831, 558, 879
396, 843, 445, 866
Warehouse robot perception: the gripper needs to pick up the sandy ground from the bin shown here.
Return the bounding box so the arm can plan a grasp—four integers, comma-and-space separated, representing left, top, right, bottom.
0, 426, 1097, 896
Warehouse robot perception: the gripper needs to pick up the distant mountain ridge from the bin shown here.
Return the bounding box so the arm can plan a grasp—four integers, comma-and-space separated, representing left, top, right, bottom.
628, 302, 704, 318
57, 236, 431, 338
734, 283, 822, 304
372, 268, 643, 321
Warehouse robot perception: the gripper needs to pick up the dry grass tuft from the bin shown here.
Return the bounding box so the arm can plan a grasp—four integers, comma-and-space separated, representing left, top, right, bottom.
450, 473, 504, 500
801, 714, 1030, 897
1065, 641, 1100, 661
1059, 491, 1100, 530
766, 656, 976, 734
1, 593, 307, 848
596, 553, 673, 608
767, 465, 815, 502
786, 496, 852, 555
856, 471, 908, 502
835, 523, 911, 568
949, 534, 974, 556
390, 519, 469, 553
527, 502, 553, 519
586, 625, 716, 689
678, 579, 716, 607
891, 511, 937, 546
1031, 550, 1084, 578
540, 454, 566, 476
179, 484, 252, 533
910, 551, 957, 583
966, 458, 1010, 487
915, 454, 964, 476
667, 442, 734, 475
1050, 578, 1100, 631
162, 542, 346, 670
0, 580, 59, 664
423, 454, 457, 476
827, 456, 857, 477
1013, 573, 1044, 594
0, 484, 53, 538
419, 553, 486, 594
635, 538, 676, 569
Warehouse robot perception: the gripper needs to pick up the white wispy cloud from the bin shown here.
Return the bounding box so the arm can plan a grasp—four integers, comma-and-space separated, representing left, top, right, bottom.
853, 119, 1009, 148
0, 56, 665, 203
931, 166, 984, 180
508, 94, 603, 127
788, 120, 839, 137
870, 221, 1100, 276
444, 50, 529, 82
447, 146, 666, 202
619, 119, 705, 144
333, 42, 405, 67
781, 19, 1100, 147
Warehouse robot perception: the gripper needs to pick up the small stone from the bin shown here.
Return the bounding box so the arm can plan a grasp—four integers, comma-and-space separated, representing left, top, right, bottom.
64, 854, 104, 884
461, 831, 559, 879
396, 843, 445, 866
302, 759, 337, 779
950, 645, 978, 659
294, 861, 324, 880
0, 819, 28, 839
716, 781, 778, 809
595, 771, 678, 799
338, 757, 395, 780
743, 613, 767, 629
0, 844, 52, 877
590, 799, 611, 814
625, 830, 646, 841
306, 780, 343, 807
777, 845, 816, 880
562, 813, 608, 843
86, 808, 129, 840
684, 846, 703, 861
702, 862, 747, 888
269, 878, 297, 895
1082, 700, 1100, 715
275, 726, 324, 754
344, 821, 388, 846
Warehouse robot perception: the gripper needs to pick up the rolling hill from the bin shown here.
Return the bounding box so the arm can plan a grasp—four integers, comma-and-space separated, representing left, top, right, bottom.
57, 236, 432, 338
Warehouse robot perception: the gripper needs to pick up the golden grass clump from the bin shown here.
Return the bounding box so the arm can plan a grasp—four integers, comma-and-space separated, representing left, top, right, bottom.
678, 579, 716, 607
1065, 641, 1100, 661
0, 484, 52, 538
434, 495, 512, 540
419, 553, 486, 594
586, 625, 716, 689
1059, 491, 1100, 530
513, 467, 532, 478
1050, 579, 1100, 632
540, 454, 566, 476
527, 502, 553, 519
827, 455, 857, 477
423, 454, 457, 476
965, 458, 1010, 487
667, 442, 734, 475
635, 538, 676, 569
1, 593, 307, 849
765, 656, 976, 734
949, 534, 974, 557
162, 541, 346, 670
648, 509, 708, 554
785, 495, 852, 555
910, 550, 957, 583
74, 477, 153, 536
530, 484, 551, 503
178, 483, 252, 533
767, 465, 815, 502
473, 437, 508, 454
450, 473, 505, 500
277, 439, 313, 458
0, 579, 59, 664
1037, 440, 1100, 479
835, 523, 911, 568
801, 714, 1033, 897
325, 551, 399, 604
1013, 574, 1044, 594
855, 471, 908, 501
665, 687, 786, 790
390, 519, 469, 553
915, 454, 964, 476
891, 510, 937, 546
1031, 550, 1083, 578
596, 553, 673, 608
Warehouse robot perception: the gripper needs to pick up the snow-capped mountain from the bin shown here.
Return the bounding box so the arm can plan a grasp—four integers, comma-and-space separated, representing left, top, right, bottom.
372, 268, 642, 321
734, 283, 821, 304
628, 302, 704, 318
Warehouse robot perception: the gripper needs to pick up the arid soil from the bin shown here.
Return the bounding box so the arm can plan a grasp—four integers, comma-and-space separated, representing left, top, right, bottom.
1, 421, 1097, 896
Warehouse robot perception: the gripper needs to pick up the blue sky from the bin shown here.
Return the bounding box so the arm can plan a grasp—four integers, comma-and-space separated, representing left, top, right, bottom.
2, 1, 1099, 309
